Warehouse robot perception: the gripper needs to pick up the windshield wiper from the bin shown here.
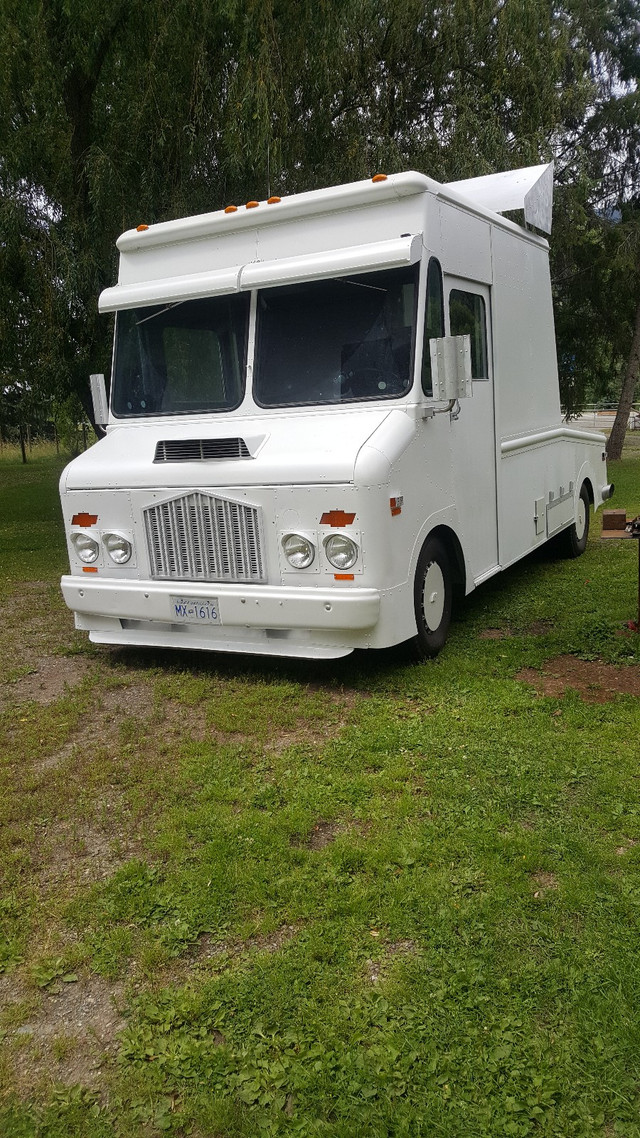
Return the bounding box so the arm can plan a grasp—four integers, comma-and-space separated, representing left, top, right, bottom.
135, 301, 185, 326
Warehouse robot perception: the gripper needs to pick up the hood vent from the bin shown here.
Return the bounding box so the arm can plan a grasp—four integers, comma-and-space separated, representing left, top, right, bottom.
154, 438, 251, 463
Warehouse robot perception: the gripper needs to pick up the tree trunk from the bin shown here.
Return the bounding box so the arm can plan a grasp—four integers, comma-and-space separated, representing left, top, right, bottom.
607, 294, 640, 461
19, 423, 27, 464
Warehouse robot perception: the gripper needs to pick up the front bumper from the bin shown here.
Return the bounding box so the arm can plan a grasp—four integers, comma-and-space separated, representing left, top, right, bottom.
61, 575, 380, 635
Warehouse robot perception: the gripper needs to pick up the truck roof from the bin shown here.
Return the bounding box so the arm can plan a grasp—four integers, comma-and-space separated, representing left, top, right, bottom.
116, 165, 553, 255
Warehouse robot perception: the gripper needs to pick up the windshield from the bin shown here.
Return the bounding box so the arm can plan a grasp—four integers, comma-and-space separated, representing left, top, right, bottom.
111, 294, 250, 418
254, 264, 418, 407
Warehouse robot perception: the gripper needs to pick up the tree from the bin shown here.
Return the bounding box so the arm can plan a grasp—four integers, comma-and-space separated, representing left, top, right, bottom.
1, 0, 639, 432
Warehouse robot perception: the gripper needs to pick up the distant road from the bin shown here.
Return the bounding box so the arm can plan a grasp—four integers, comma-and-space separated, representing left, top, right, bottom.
568, 410, 639, 432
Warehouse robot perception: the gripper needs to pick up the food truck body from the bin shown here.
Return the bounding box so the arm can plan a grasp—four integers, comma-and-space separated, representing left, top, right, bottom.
59, 166, 612, 660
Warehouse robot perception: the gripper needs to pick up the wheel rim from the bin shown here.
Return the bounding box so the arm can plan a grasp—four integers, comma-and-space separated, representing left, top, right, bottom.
575, 496, 587, 540
421, 560, 445, 630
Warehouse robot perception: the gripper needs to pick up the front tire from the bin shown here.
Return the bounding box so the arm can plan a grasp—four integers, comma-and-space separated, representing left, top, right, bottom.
556, 482, 590, 558
410, 537, 453, 659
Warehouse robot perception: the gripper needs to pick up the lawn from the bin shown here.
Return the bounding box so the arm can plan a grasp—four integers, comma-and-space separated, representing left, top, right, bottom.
1, 445, 640, 1137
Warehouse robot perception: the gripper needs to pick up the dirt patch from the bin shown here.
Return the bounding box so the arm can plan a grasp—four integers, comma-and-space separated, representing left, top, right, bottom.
100, 682, 155, 722
1, 974, 125, 1093
516, 656, 640, 703
33, 739, 78, 774
366, 939, 418, 984
37, 818, 141, 892
525, 620, 553, 636
480, 620, 552, 640
1, 656, 90, 708
291, 820, 341, 850
615, 838, 638, 856
197, 924, 299, 962
150, 923, 302, 985
395, 697, 435, 720
531, 871, 558, 898
160, 693, 355, 754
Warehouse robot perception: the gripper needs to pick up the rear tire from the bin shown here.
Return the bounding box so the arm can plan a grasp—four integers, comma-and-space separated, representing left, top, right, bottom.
409, 536, 453, 659
556, 482, 590, 558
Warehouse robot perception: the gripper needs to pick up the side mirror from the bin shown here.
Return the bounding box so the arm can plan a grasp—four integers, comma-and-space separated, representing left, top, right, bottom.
429, 335, 473, 401
90, 373, 109, 427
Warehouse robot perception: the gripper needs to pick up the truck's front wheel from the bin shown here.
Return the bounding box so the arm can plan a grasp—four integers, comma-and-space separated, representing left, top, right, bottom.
410, 536, 453, 659
556, 482, 591, 559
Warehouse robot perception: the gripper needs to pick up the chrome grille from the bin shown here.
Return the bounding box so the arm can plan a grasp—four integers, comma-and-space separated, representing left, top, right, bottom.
144, 492, 264, 583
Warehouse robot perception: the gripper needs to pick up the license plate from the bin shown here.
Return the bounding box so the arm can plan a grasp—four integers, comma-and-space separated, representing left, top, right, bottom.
170, 596, 221, 624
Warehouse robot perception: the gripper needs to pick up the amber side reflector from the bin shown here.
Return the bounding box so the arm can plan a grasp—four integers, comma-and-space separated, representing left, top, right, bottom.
71, 512, 98, 527
267, 196, 281, 204
246, 200, 259, 209
372, 174, 387, 182
82, 566, 98, 573
225, 205, 238, 213
136, 224, 149, 231
334, 573, 354, 581
320, 510, 356, 527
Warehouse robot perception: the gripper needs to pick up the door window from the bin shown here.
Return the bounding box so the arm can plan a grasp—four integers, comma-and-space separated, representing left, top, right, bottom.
449, 289, 488, 379
421, 258, 445, 396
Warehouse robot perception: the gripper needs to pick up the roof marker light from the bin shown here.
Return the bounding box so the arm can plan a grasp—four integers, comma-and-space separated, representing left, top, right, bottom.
136, 224, 149, 231
246, 200, 259, 209
225, 205, 238, 213
267, 196, 281, 204
372, 174, 388, 183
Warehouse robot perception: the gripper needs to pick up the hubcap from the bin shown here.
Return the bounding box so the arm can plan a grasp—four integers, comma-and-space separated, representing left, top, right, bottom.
575, 496, 587, 539
422, 561, 445, 630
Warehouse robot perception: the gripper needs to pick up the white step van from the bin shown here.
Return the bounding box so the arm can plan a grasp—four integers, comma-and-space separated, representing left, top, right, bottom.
59, 165, 613, 660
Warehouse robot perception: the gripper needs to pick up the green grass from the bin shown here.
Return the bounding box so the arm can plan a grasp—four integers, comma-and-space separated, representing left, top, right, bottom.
0, 446, 640, 1136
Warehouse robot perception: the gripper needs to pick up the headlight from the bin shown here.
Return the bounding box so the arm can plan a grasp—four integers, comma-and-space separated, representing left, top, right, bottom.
103, 532, 132, 565
324, 533, 358, 570
71, 532, 99, 564
282, 533, 315, 569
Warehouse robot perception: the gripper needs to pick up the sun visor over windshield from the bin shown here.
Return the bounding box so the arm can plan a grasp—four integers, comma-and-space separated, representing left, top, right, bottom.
98, 235, 423, 313
98, 266, 243, 313
240, 235, 422, 290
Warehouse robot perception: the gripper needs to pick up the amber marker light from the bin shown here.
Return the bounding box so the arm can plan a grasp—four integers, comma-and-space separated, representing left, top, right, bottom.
225, 205, 238, 213
334, 574, 354, 580
136, 224, 149, 231
372, 174, 388, 182
246, 200, 259, 209
267, 196, 281, 204
71, 512, 98, 527
82, 566, 99, 573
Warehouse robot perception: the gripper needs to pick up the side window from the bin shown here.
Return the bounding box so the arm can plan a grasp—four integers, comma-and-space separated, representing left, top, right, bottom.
421, 258, 444, 396
449, 290, 488, 379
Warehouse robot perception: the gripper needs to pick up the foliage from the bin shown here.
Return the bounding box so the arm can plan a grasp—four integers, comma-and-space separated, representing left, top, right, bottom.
1, 1, 639, 422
